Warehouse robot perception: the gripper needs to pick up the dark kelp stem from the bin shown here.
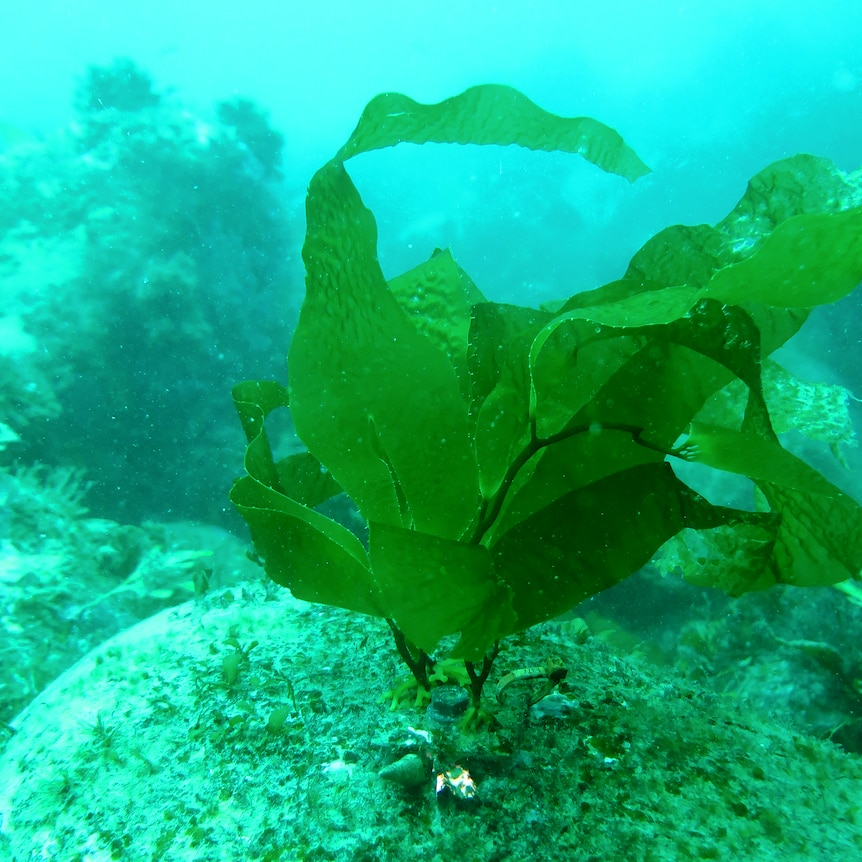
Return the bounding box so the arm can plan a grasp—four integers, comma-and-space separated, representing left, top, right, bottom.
386, 618, 433, 690
464, 641, 501, 708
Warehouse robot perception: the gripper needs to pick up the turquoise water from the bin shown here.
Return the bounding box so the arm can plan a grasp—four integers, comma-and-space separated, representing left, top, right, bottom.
2, 0, 860, 523
1, 4, 862, 860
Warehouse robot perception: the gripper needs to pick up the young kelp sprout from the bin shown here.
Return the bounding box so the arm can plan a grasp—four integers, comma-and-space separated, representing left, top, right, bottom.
231, 85, 862, 719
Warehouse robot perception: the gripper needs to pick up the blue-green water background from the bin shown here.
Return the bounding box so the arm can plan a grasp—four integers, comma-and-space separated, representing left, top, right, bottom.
2, 0, 861, 524
8, 0, 862, 288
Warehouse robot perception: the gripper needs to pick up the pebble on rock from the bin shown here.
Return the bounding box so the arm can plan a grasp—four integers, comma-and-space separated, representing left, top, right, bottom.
378, 753, 430, 788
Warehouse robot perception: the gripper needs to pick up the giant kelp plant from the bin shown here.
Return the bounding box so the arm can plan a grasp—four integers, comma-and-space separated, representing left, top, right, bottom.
231, 85, 862, 718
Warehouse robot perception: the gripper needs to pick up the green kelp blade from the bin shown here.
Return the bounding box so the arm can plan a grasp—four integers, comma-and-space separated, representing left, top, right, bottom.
677, 423, 862, 586
550, 277, 804, 363
698, 361, 859, 464
473, 385, 532, 501
624, 224, 729, 289
758, 483, 862, 587
468, 303, 553, 415
622, 155, 860, 298
289, 161, 479, 539
490, 301, 770, 540
491, 462, 769, 632
386, 248, 485, 399
230, 379, 375, 614
233, 379, 289, 441
468, 303, 553, 497
528, 317, 645, 439
720, 154, 856, 235
488, 430, 666, 546
232, 379, 342, 508
610, 209, 862, 321
232, 380, 290, 490
274, 452, 343, 511
230, 476, 381, 616
550, 162, 862, 347
370, 522, 517, 660
542, 300, 770, 455
655, 521, 778, 596
556, 283, 703, 328
704, 208, 862, 307
678, 423, 842, 496
337, 84, 650, 182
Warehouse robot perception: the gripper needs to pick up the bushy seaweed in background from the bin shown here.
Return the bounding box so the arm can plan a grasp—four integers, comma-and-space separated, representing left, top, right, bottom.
216, 97, 285, 179
75, 57, 161, 114
72, 58, 162, 151
0, 59, 293, 523
232, 85, 862, 722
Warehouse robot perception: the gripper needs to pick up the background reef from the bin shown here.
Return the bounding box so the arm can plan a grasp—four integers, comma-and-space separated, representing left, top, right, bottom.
0, 59, 293, 525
